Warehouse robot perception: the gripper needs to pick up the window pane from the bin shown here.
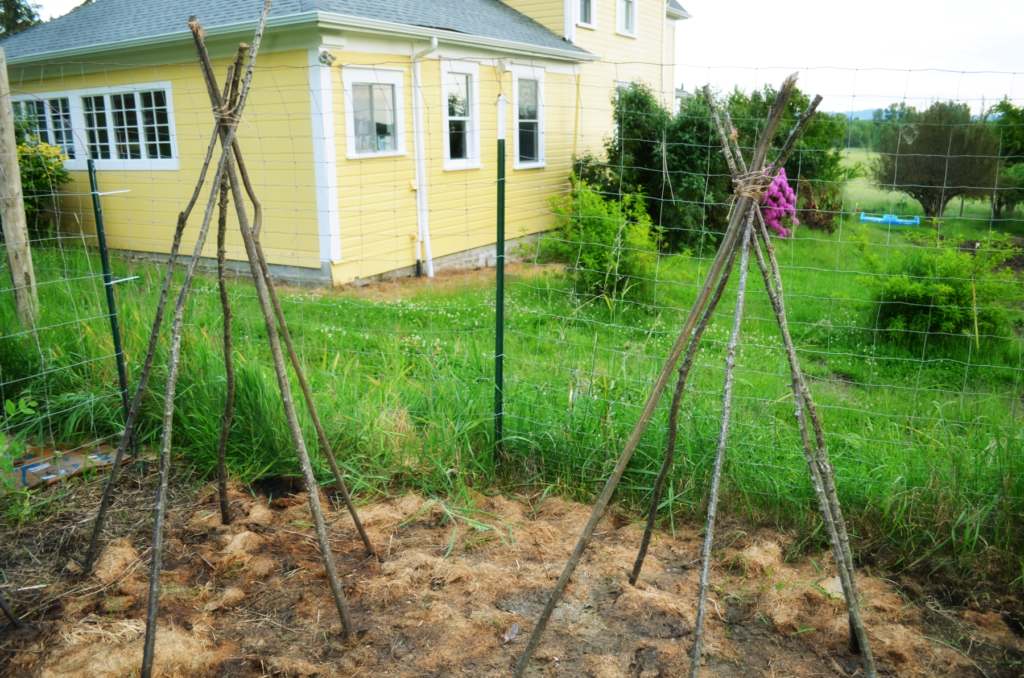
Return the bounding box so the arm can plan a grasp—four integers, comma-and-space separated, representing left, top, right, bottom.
47, 98, 75, 158
373, 85, 395, 151
83, 95, 111, 159
519, 80, 539, 121
139, 89, 172, 159
445, 73, 470, 118
580, 0, 591, 24
519, 121, 538, 162
17, 100, 50, 144
449, 120, 467, 160
353, 83, 395, 153
111, 93, 141, 159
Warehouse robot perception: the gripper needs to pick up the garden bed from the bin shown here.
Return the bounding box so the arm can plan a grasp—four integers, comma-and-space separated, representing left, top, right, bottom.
1, 470, 1022, 677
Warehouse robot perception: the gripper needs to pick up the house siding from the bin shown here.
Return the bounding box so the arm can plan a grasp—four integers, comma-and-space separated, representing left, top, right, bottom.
11, 49, 323, 274
500, 0, 565, 38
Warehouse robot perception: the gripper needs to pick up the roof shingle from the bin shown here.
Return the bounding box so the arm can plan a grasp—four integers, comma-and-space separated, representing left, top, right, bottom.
1, 0, 592, 61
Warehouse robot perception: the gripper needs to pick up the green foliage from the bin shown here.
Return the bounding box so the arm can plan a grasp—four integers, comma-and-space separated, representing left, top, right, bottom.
0, 0, 39, 38
870, 101, 999, 218
990, 98, 1024, 219
860, 232, 1024, 347
545, 179, 660, 303
17, 137, 73, 242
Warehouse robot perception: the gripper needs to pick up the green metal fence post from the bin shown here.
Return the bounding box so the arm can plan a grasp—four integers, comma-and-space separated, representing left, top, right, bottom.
87, 158, 136, 458
494, 94, 507, 461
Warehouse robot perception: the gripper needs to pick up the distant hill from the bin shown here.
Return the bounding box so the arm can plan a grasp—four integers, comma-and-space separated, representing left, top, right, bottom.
825, 109, 878, 120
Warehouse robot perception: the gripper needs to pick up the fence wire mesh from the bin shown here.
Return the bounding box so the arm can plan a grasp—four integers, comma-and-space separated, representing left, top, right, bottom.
1, 57, 1022, 571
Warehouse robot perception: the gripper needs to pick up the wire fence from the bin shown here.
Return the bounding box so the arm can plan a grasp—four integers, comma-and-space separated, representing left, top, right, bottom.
2, 57, 1023, 569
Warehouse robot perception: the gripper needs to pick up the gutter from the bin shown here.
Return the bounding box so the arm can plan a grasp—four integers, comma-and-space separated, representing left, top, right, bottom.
666, 6, 692, 20
411, 37, 437, 278
6, 10, 599, 66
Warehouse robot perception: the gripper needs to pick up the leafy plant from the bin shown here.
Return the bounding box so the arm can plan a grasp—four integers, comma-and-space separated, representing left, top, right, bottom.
860, 233, 1024, 346
17, 138, 73, 243
545, 179, 660, 304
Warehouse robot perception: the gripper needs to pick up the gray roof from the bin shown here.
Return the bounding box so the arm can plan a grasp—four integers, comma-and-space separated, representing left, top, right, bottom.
1, 0, 593, 61
667, 0, 691, 19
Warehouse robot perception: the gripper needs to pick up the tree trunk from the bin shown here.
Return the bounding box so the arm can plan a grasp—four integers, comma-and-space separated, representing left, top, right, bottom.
0, 47, 38, 327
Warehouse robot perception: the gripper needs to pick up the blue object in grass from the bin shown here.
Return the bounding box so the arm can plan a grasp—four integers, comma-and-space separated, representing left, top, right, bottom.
859, 213, 920, 226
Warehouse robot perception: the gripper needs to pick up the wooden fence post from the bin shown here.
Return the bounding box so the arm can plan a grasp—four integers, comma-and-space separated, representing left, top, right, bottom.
0, 47, 38, 327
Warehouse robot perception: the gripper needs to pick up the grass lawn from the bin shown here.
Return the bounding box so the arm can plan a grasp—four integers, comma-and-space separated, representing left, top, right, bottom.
2, 203, 1023, 586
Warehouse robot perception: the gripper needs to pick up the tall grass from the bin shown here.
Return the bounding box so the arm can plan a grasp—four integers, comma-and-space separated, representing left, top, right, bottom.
1, 213, 1022, 588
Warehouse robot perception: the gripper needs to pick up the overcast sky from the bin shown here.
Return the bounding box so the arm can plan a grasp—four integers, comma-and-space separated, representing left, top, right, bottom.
675, 0, 1024, 113
36, 0, 1024, 113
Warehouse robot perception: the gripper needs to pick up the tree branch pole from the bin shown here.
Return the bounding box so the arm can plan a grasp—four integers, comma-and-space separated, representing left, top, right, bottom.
140, 8, 271, 676
512, 73, 802, 678
689, 212, 754, 678
705, 85, 876, 673
750, 214, 875, 674
189, 20, 375, 558
83, 102, 228, 576
0, 47, 38, 327
629, 234, 743, 586
214, 45, 247, 526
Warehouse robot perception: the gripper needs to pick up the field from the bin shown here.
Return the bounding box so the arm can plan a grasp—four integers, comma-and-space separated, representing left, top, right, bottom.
2, 153, 1024, 675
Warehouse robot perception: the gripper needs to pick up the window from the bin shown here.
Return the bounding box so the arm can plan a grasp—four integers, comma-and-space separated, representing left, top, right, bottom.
11, 82, 178, 170
341, 66, 406, 159
83, 96, 111, 159
441, 61, 480, 171
446, 73, 470, 160
352, 84, 395, 153
578, 0, 596, 27
618, 0, 637, 36
13, 98, 75, 158
513, 65, 545, 169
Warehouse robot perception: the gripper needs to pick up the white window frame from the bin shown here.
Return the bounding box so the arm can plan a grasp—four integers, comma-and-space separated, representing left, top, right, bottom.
12, 98, 76, 159
441, 60, 481, 171
617, 0, 638, 37
341, 66, 407, 160
577, 0, 597, 29
10, 81, 179, 171
512, 64, 546, 170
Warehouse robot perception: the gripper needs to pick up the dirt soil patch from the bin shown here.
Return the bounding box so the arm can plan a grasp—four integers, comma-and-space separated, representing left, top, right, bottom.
2, 473, 1022, 677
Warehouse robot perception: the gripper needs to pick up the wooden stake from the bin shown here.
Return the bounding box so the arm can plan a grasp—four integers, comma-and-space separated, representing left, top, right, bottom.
512, 73, 802, 678
140, 8, 272, 676
0, 590, 23, 629
0, 47, 38, 327
83, 109, 228, 576
690, 212, 754, 677
629, 234, 743, 585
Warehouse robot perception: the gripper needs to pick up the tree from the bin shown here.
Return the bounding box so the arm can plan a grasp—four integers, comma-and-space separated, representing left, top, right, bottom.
0, 0, 39, 39
870, 101, 998, 219
989, 98, 1024, 220
584, 82, 732, 253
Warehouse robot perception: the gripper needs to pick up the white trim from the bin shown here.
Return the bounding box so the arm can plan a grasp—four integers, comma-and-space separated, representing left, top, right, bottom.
309, 48, 342, 264
577, 0, 597, 30
512, 64, 545, 171
340, 65, 407, 160
441, 60, 481, 172
11, 80, 179, 171
563, 0, 577, 43
617, 0, 638, 38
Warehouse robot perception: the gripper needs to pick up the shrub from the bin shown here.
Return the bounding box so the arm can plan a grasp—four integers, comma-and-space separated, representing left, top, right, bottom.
545, 179, 660, 303
18, 138, 72, 242
860, 232, 1024, 346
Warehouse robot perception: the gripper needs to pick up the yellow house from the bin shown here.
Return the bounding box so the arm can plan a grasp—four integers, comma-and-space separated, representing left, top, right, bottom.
1, 0, 690, 284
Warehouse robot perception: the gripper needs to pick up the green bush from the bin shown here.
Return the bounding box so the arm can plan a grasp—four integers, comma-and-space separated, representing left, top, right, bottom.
545, 179, 660, 304
860, 232, 1024, 346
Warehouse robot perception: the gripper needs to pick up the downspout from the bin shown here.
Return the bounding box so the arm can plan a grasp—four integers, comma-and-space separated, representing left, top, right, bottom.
412, 37, 437, 277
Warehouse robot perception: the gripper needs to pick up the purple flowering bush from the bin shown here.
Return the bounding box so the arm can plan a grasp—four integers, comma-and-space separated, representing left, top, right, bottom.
760, 168, 798, 238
